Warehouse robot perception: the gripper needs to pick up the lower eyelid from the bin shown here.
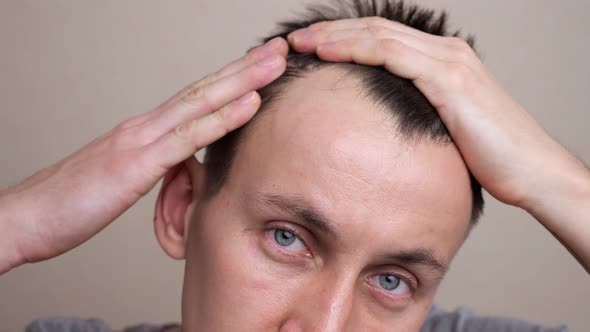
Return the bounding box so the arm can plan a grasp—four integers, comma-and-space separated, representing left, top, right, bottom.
365, 279, 413, 305
264, 229, 311, 258
376, 270, 418, 293
368, 275, 413, 296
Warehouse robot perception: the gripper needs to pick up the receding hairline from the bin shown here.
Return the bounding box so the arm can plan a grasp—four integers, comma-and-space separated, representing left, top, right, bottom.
236, 63, 453, 154
204, 0, 484, 223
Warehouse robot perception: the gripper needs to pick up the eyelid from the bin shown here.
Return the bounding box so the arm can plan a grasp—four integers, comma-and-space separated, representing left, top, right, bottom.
364, 276, 413, 307
367, 268, 418, 295
265, 221, 315, 258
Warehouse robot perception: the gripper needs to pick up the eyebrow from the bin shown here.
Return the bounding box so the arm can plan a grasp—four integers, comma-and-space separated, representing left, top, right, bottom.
384, 248, 448, 273
252, 193, 338, 239
251, 192, 448, 273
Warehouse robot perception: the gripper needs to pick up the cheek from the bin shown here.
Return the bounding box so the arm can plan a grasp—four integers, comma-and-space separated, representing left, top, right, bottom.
224, 235, 309, 311
183, 213, 304, 328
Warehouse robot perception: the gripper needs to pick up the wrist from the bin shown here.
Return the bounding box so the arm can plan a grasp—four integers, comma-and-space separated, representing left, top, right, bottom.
520, 158, 590, 218
0, 191, 26, 274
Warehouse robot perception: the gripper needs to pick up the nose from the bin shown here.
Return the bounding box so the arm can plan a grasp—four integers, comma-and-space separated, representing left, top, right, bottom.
279, 274, 356, 332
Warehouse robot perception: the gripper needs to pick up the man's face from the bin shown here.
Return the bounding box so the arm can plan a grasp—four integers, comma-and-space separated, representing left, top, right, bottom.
181, 68, 473, 331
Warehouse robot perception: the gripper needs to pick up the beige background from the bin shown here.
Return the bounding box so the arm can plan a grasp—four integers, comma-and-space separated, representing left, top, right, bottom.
0, 0, 588, 331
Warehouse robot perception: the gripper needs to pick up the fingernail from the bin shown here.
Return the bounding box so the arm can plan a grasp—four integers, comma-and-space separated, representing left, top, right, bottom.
250, 38, 278, 56
316, 42, 335, 53
265, 37, 281, 50
289, 28, 313, 43
258, 55, 280, 67
238, 91, 256, 104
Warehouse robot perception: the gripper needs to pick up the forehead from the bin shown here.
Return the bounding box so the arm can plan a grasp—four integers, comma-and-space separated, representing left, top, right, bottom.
229, 67, 473, 260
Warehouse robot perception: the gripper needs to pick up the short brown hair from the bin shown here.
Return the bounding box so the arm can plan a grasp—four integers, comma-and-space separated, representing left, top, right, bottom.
204, 0, 484, 224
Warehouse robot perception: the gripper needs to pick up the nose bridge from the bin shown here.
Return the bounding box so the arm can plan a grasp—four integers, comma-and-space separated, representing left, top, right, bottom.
307, 271, 357, 332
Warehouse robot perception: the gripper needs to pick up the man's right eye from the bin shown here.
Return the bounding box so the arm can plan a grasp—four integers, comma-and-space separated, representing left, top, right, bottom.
270, 229, 307, 253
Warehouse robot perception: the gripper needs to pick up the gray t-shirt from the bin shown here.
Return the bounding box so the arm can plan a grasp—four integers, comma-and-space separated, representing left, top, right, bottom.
25, 306, 568, 332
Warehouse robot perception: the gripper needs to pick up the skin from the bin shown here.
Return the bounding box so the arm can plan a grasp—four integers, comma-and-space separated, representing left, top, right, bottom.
0, 15, 588, 332
0, 37, 288, 271
286, 17, 590, 270
174, 68, 473, 331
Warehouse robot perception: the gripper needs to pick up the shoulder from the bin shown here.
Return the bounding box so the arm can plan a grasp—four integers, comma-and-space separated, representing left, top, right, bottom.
421, 305, 569, 332
25, 318, 170, 332
25, 317, 112, 332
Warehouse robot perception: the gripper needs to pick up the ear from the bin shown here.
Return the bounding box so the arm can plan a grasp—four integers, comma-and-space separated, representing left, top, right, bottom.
154, 156, 205, 260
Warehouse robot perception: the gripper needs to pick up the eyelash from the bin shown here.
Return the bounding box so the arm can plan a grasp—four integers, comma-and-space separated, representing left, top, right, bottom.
366, 271, 417, 300
264, 222, 313, 258
262, 222, 418, 301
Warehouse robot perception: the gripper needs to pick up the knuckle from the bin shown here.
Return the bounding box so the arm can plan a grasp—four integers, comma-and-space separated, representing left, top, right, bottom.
176, 80, 204, 104
196, 93, 215, 113
199, 72, 218, 86
211, 107, 227, 124
365, 16, 387, 27
445, 36, 463, 44
115, 112, 150, 131
111, 120, 141, 139
183, 86, 214, 113
378, 38, 401, 54
183, 84, 204, 101
113, 118, 135, 132
446, 36, 475, 59
443, 62, 473, 91
185, 87, 207, 105
184, 80, 203, 95
389, 20, 407, 30
175, 119, 197, 142
448, 36, 470, 49
366, 25, 387, 37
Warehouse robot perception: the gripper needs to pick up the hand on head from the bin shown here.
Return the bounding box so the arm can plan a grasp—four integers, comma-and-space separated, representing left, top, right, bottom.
286, 17, 590, 272
0, 37, 288, 274
286, 17, 572, 207
2, 15, 589, 278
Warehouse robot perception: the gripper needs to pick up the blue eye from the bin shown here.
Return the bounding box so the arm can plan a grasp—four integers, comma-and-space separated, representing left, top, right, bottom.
379, 274, 401, 291
274, 229, 296, 246
271, 229, 307, 253
372, 273, 411, 296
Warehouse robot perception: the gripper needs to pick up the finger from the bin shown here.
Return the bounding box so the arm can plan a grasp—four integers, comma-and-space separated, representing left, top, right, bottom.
202, 37, 289, 88
143, 53, 285, 138
144, 91, 262, 169
169, 37, 288, 105
315, 37, 480, 119
290, 27, 455, 61
119, 37, 288, 131
289, 17, 435, 43
315, 38, 441, 82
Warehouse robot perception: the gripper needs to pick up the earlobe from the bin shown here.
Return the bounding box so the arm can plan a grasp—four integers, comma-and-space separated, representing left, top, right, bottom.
154, 156, 204, 260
